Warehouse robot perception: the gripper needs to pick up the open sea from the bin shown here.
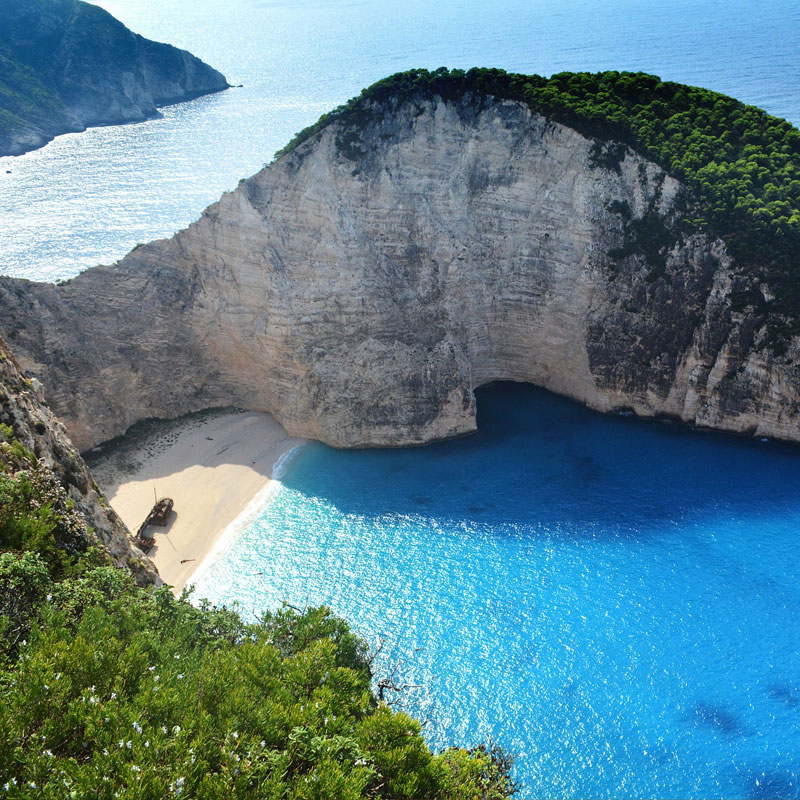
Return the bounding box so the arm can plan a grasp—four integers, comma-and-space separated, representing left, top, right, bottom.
3, 0, 800, 796
1, 0, 800, 281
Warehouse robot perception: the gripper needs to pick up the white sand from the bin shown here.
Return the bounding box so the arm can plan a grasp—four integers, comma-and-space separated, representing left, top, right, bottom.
90, 410, 304, 592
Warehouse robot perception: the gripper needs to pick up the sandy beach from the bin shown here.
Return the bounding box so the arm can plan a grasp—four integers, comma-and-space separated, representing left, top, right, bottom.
88, 409, 304, 592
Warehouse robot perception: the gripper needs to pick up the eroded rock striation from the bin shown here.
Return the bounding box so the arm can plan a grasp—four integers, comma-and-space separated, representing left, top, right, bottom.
0, 0, 228, 156
0, 337, 159, 584
1, 89, 799, 449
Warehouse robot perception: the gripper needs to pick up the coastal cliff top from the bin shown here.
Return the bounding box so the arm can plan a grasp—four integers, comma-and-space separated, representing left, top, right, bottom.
280, 67, 800, 325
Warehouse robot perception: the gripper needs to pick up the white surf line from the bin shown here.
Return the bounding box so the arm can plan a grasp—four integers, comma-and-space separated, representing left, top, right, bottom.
186, 441, 309, 593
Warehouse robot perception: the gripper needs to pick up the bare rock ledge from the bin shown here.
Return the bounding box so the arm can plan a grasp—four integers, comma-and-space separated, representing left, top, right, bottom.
0, 337, 159, 584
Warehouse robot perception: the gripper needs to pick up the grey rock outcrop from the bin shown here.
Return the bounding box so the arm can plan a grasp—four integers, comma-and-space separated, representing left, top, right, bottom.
0, 337, 159, 585
0, 0, 228, 156
1, 93, 799, 449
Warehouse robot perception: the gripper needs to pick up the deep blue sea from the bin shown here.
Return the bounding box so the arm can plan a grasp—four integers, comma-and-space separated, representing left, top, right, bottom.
193, 384, 800, 799
3, 1, 800, 796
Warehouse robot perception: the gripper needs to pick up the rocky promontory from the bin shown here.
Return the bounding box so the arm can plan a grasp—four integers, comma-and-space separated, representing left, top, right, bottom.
0, 337, 158, 584
2, 69, 799, 450
0, 0, 228, 156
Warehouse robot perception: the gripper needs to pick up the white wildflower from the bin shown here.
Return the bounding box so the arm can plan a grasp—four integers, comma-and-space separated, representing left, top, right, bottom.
133, 722, 142, 734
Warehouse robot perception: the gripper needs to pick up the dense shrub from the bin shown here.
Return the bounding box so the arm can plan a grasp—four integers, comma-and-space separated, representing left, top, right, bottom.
0, 426, 516, 798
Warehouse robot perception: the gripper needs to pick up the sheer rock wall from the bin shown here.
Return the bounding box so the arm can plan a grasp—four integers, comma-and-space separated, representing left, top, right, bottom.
1, 94, 798, 449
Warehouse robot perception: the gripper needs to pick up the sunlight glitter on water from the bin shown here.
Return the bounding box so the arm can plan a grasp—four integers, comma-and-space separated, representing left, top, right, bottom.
3, 0, 800, 281
193, 385, 800, 798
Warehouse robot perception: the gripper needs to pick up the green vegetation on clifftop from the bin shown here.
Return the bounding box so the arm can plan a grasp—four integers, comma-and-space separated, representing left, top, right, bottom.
279, 68, 800, 320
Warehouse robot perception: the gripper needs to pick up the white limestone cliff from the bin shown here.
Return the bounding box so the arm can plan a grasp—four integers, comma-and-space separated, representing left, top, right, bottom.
1, 93, 798, 449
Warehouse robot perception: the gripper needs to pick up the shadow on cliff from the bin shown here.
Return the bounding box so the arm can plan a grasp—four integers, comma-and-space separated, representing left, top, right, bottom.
275, 382, 800, 538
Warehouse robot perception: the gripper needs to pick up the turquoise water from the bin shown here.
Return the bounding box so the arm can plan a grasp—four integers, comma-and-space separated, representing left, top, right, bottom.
193, 384, 800, 799
2, 0, 800, 280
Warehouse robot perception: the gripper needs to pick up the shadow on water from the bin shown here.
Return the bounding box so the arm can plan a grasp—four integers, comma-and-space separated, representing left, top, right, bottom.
690, 702, 750, 737
278, 383, 800, 536
767, 682, 800, 709
744, 769, 800, 800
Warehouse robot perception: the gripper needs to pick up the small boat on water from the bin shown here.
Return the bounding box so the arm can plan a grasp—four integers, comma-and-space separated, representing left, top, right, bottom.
135, 497, 174, 552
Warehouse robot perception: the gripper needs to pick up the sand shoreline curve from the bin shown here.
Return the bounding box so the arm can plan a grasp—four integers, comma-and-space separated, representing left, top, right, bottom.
87, 409, 305, 592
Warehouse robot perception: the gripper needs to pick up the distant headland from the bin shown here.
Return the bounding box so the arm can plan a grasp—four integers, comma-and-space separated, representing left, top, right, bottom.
0, 0, 229, 156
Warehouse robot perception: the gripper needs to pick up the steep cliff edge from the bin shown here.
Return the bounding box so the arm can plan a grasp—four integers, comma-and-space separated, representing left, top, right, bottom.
0, 337, 159, 584
0, 0, 228, 156
2, 71, 800, 450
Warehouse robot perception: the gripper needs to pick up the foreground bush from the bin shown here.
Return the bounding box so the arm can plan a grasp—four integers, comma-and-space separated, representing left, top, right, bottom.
0, 556, 514, 798
0, 421, 516, 798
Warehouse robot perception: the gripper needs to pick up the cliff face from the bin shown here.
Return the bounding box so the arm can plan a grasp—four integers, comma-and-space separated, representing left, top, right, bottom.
0, 337, 159, 585
1, 94, 799, 449
0, 0, 228, 156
